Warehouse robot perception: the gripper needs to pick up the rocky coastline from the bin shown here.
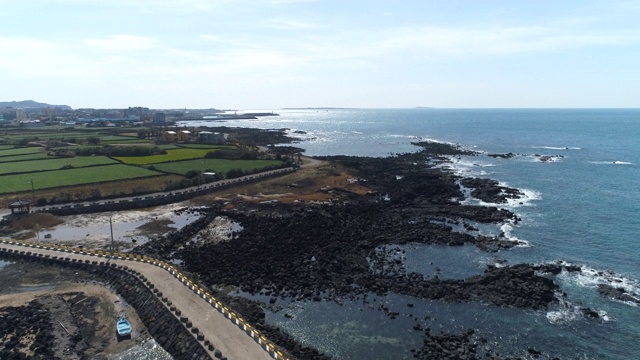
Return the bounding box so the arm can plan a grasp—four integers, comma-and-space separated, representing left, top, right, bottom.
125, 142, 589, 358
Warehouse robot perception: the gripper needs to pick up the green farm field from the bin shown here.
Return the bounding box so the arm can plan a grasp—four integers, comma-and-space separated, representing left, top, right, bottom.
0, 156, 117, 175
156, 144, 181, 150
0, 147, 45, 157
177, 144, 234, 150
0, 164, 161, 194
101, 138, 149, 144
114, 148, 212, 165
0, 152, 53, 163
0, 132, 90, 141
98, 135, 140, 142
152, 158, 284, 175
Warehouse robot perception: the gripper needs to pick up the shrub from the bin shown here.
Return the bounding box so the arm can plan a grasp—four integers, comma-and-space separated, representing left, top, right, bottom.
185, 170, 201, 179
226, 168, 244, 179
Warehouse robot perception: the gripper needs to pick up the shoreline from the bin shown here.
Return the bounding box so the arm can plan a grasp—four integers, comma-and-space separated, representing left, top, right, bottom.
134, 142, 576, 358
3, 137, 637, 359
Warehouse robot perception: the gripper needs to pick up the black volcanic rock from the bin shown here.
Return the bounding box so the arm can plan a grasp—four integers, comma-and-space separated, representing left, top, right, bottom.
412, 329, 481, 360
597, 284, 640, 305
488, 152, 516, 159
386, 263, 559, 310
136, 146, 569, 359
0, 301, 56, 359
460, 177, 524, 204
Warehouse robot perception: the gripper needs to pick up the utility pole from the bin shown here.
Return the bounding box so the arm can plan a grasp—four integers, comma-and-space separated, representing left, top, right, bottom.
109, 214, 115, 256
30, 178, 35, 205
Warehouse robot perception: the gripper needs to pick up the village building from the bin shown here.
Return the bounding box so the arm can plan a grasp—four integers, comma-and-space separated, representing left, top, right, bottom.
178, 130, 191, 142
198, 131, 226, 145
162, 130, 177, 142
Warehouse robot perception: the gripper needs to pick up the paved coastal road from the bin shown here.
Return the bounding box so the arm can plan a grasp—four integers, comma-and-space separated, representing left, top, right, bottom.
0, 242, 275, 360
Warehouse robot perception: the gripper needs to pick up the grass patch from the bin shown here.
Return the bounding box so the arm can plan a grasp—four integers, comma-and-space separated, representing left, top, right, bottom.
0, 156, 117, 175
0, 164, 161, 194
152, 158, 285, 175
114, 148, 212, 165
8, 213, 64, 231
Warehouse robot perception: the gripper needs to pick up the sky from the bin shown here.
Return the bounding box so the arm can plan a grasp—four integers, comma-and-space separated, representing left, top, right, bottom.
1, 0, 639, 109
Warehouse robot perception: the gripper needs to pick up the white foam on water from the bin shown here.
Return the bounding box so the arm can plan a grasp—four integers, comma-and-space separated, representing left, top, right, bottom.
462, 185, 541, 209
599, 311, 611, 321
438, 153, 542, 208
499, 223, 531, 247
556, 263, 640, 307
546, 305, 612, 324
533, 146, 581, 150
545, 292, 612, 324
389, 134, 417, 139
417, 137, 458, 145
529, 155, 564, 163
439, 157, 497, 178
505, 187, 542, 208
589, 160, 635, 166
546, 309, 579, 324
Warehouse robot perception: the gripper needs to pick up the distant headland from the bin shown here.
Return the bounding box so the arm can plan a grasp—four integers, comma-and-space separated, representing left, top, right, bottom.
0, 100, 72, 110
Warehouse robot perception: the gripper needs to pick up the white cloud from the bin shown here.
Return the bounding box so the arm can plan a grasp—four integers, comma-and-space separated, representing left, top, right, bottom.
290, 24, 640, 63
81, 35, 156, 51
199, 34, 235, 43
264, 16, 322, 30
0, 37, 59, 52
267, 0, 318, 4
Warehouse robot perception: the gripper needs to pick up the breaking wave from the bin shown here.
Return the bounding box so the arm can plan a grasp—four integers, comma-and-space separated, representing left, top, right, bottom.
557, 263, 640, 307
589, 161, 635, 166
533, 146, 581, 150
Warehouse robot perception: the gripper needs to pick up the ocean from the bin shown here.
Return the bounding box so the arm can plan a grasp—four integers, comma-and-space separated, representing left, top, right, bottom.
179, 109, 640, 359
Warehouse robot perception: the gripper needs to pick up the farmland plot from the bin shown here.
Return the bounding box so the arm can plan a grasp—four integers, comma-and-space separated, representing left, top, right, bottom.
0, 164, 161, 194
153, 158, 284, 175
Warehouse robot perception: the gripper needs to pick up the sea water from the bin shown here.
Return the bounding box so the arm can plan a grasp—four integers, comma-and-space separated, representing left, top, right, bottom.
181, 109, 640, 359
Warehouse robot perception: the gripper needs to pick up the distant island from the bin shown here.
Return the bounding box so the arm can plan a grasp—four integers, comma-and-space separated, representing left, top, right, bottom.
281, 107, 356, 110
0, 100, 72, 110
